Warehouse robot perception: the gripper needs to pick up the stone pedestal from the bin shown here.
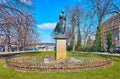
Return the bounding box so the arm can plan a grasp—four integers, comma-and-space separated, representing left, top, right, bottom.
55, 37, 67, 60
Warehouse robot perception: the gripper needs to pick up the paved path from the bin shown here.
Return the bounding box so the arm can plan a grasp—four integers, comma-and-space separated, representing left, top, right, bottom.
0, 51, 37, 55
1, 51, 120, 57
88, 52, 120, 56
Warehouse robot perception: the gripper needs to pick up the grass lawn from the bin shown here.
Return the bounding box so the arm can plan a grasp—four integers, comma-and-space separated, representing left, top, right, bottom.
0, 51, 120, 79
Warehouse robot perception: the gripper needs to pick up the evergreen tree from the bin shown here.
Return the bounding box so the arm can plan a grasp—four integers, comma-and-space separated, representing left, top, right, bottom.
95, 26, 102, 52
76, 26, 81, 50
68, 38, 73, 51
106, 30, 112, 51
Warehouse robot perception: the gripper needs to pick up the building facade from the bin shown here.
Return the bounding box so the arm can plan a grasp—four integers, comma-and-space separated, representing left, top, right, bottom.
102, 14, 120, 47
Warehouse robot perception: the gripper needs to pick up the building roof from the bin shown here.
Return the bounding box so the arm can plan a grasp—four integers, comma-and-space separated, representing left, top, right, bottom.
103, 14, 120, 31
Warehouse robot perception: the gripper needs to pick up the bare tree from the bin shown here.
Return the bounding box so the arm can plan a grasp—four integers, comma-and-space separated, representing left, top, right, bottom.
0, 0, 38, 52
66, 4, 82, 52
81, 10, 96, 46
112, 0, 120, 14
66, 6, 76, 52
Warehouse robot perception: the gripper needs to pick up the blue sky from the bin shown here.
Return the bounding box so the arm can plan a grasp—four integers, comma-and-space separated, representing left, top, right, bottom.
33, 0, 82, 43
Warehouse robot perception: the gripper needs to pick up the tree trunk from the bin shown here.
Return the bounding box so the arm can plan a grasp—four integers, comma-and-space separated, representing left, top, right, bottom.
5, 26, 11, 52
72, 23, 75, 52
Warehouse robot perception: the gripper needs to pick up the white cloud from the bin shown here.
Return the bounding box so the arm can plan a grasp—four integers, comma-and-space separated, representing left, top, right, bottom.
41, 35, 54, 43
20, 0, 32, 5
37, 23, 56, 30
0, 0, 9, 3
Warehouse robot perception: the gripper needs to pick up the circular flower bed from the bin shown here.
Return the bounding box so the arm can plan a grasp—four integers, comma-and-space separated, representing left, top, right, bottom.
6, 55, 112, 72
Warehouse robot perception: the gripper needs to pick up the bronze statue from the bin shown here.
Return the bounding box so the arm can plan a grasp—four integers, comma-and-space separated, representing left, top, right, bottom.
54, 11, 66, 37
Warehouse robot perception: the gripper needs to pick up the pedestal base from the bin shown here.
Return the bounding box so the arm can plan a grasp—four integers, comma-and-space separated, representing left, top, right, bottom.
55, 37, 67, 60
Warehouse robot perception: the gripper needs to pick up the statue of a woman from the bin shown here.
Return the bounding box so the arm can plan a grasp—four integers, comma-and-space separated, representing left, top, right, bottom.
54, 11, 66, 37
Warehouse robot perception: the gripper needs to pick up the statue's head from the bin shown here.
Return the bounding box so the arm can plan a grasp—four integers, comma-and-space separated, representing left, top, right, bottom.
61, 10, 64, 14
